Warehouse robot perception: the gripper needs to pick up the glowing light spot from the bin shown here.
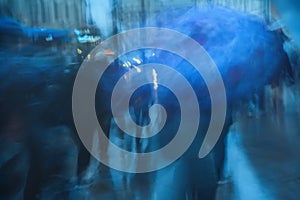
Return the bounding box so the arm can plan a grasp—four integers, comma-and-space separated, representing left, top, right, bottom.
152, 53, 156, 56
126, 61, 132, 67
87, 54, 91, 60
133, 57, 142, 64
77, 48, 82, 54
133, 65, 142, 73
152, 68, 158, 90
122, 63, 128, 68
104, 49, 115, 56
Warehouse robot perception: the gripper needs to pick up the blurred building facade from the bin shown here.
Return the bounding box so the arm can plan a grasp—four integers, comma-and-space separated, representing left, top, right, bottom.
89, 0, 273, 37
0, 0, 273, 37
0, 0, 90, 29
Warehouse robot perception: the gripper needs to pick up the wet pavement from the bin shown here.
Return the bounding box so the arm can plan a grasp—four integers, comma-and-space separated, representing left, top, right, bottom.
216, 82, 300, 200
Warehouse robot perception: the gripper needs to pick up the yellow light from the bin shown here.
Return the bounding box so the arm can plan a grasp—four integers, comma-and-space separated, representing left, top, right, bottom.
104, 49, 115, 56
133, 65, 142, 73
133, 57, 142, 64
77, 48, 82, 54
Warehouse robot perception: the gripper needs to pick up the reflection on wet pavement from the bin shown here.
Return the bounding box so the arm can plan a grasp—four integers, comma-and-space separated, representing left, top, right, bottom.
216, 82, 300, 200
